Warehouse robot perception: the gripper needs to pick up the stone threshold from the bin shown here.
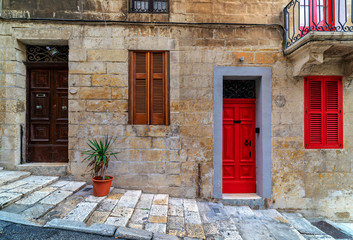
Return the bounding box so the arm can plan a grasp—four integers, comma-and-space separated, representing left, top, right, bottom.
221, 193, 264, 209
16, 163, 68, 177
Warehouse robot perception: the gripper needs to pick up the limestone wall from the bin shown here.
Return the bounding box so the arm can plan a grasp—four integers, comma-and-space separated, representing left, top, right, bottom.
1, 18, 353, 221
1, 0, 290, 25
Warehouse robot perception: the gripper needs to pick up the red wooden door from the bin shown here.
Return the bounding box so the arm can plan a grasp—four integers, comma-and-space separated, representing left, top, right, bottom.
27, 68, 68, 162
223, 99, 256, 193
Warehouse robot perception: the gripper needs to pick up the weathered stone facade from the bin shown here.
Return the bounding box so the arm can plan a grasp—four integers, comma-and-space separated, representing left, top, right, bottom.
1, 0, 353, 221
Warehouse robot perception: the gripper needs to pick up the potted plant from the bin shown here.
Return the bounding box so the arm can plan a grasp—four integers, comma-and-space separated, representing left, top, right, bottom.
83, 135, 118, 197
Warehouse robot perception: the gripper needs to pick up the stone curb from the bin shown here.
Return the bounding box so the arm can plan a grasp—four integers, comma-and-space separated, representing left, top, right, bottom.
0, 211, 41, 227
115, 226, 152, 240
44, 219, 116, 236
152, 232, 179, 240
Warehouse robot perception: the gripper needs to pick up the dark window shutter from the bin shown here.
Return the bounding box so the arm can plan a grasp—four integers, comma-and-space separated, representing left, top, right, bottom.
150, 52, 166, 125
131, 52, 149, 124
305, 76, 343, 149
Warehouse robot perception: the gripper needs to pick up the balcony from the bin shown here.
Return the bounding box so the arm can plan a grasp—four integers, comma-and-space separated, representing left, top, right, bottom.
284, 0, 353, 76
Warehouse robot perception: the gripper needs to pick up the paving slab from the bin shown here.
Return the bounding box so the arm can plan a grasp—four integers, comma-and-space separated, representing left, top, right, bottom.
263, 220, 305, 240
85, 195, 106, 203
0, 171, 31, 187
74, 185, 93, 197
224, 205, 256, 222
152, 194, 169, 205
282, 212, 327, 235
254, 209, 290, 224
130, 208, 150, 225
235, 219, 275, 240
146, 222, 167, 233
115, 226, 152, 240
63, 201, 99, 222
0, 192, 23, 208
2, 203, 30, 213
21, 203, 54, 219
0, 180, 27, 191
86, 211, 110, 226
118, 190, 142, 208
50, 181, 70, 188
197, 201, 229, 223
137, 193, 154, 209
128, 222, 145, 229
184, 199, 198, 212
167, 216, 184, 230
111, 206, 135, 218
40, 195, 85, 223
185, 224, 205, 239
39, 190, 73, 205
106, 192, 124, 200
16, 187, 57, 205
169, 198, 183, 206
219, 229, 243, 240
185, 211, 202, 224
203, 223, 219, 236
44, 219, 116, 236
96, 198, 119, 212
60, 181, 86, 192
150, 204, 168, 217
168, 205, 184, 217
105, 216, 131, 227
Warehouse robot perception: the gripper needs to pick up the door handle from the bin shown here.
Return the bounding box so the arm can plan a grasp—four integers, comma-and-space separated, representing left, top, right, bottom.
62, 106, 67, 110
245, 140, 248, 146
36, 105, 43, 110
249, 140, 251, 147
249, 151, 251, 158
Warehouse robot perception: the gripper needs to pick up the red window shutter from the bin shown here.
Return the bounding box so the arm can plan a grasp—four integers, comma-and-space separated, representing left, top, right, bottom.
150, 52, 167, 125
305, 78, 323, 147
131, 52, 149, 124
324, 77, 342, 147
305, 76, 343, 149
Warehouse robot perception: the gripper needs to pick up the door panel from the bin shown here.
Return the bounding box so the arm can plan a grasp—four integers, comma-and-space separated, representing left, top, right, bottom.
223, 99, 256, 193
27, 68, 68, 162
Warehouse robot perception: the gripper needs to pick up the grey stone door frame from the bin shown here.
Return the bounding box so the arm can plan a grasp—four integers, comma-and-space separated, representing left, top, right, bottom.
213, 66, 272, 199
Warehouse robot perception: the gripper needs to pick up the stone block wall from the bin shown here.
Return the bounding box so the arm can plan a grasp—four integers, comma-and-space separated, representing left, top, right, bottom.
1, 0, 290, 24
1, 0, 353, 220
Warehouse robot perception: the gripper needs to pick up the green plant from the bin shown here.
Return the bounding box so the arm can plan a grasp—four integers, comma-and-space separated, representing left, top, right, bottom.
82, 135, 118, 180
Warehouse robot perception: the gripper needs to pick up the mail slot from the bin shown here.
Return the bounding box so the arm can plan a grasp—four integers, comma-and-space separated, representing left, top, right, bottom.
233, 120, 241, 124
36, 93, 46, 98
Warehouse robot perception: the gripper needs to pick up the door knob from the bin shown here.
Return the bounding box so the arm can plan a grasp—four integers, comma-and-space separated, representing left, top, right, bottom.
245, 140, 248, 146
36, 105, 43, 110
62, 106, 67, 110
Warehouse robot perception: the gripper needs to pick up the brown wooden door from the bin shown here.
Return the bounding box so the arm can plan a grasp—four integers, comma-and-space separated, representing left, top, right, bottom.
27, 68, 68, 162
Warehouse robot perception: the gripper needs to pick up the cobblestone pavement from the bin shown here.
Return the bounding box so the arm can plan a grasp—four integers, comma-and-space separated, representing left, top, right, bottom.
0, 170, 352, 240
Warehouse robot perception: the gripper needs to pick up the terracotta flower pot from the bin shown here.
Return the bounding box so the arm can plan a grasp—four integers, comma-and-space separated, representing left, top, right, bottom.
92, 175, 113, 197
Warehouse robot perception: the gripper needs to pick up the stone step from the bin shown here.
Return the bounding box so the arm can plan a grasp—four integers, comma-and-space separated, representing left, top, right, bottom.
1, 179, 85, 220
281, 212, 334, 239
0, 171, 31, 187
221, 194, 264, 209
0, 175, 59, 209
223, 205, 257, 223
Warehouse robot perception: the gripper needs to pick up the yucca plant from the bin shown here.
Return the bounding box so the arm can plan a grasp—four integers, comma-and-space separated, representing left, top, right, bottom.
82, 135, 118, 180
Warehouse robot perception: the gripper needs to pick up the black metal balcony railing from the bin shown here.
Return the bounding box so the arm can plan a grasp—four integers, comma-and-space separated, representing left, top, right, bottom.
129, 0, 169, 13
284, 0, 353, 48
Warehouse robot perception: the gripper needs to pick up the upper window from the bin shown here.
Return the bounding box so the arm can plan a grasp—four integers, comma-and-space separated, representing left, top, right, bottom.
304, 76, 343, 149
129, 51, 169, 125
129, 0, 169, 13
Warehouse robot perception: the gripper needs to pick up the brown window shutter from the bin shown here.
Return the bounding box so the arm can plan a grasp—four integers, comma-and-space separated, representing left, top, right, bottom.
150, 52, 167, 125
131, 52, 149, 124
